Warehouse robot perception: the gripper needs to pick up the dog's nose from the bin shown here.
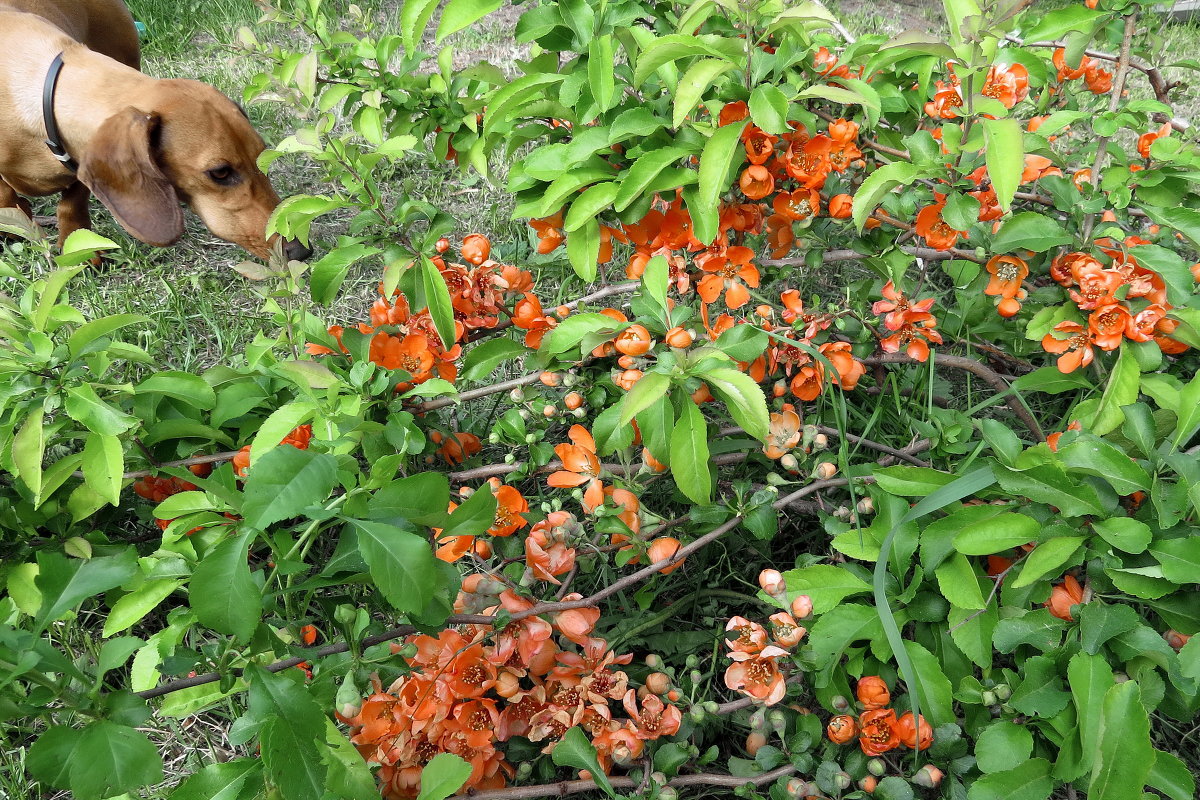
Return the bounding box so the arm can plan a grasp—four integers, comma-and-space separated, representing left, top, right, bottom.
283, 238, 313, 261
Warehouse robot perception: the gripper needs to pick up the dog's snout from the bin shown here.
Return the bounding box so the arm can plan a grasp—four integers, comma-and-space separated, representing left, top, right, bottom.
283, 238, 313, 261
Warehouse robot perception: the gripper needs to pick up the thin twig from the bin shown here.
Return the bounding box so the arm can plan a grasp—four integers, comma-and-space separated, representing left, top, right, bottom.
447, 764, 797, 800
1081, 13, 1138, 243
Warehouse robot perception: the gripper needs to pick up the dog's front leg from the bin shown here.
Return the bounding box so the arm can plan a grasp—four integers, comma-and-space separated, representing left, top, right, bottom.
56, 180, 93, 248
0, 178, 34, 220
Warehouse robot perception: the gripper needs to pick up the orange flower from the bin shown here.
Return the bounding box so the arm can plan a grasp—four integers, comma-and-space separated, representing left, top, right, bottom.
783, 135, 832, 188
1085, 63, 1112, 94
552, 593, 599, 644
1045, 420, 1082, 452
924, 80, 962, 119
739, 165, 774, 200
647, 537, 684, 574
1042, 321, 1096, 373
548, 425, 605, 512
719, 100, 749, 127
434, 502, 475, 562
724, 647, 788, 705
772, 188, 821, 221
1137, 122, 1172, 159
828, 193, 853, 219
623, 688, 682, 740
1127, 303, 1169, 343
525, 519, 576, 584
1053, 48, 1088, 81
1088, 303, 1132, 351
872, 281, 935, 331
614, 324, 653, 357
856, 676, 890, 710
433, 431, 482, 465
726, 616, 769, 655
764, 406, 802, 459
880, 315, 944, 362
858, 708, 900, 755
530, 212, 565, 254
914, 200, 962, 250
790, 363, 824, 401
461, 233, 491, 265
1069, 265, 1123, 310
982, 63, 1029, 109
827, 715, 859, 744
984, 255, 1029, 299
765, 214, 795, 258
488, 483, 529, 537
743, 126, 779, 165
819, 342, 865, 391
1046, 574, 1085, 621
896, 712, 933, 750
768, 612, 806, 648
697, 245, 760, 309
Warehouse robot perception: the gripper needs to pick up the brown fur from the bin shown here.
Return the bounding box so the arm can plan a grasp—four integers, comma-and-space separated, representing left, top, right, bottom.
0, 0, 308, 259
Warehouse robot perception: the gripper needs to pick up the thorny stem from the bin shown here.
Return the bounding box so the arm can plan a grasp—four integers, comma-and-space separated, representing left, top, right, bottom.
1081, 13, 1139, 243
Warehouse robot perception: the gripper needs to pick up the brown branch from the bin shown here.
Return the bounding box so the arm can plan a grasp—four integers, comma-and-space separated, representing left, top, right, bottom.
863, 353, 1044, 441
448, 764, 798, 800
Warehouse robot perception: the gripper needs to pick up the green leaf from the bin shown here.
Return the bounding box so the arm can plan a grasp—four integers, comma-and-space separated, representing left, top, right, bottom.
67, 313, 149, 358
541, 312, 622, 356
1021, 4, 1104, 40
442, 485, 498, 537
994, 464, 1107, 517
419, 255, 457, 349
1148, 750, 1196, 800
1011, 537, 1084, 589
34, 550, 138, 633
967, 758, 1052, 800
135, 371, 217, 409
641, 254, 670, 324
671, 399, 711, 505
251, 670, 327, 800
81, 432, 123, 506
168, 759, 263, 800
713, 323, 768, 362
975, 721, 1034, 773
953, 512, 1039, 555
32, 264, 87, 330
619, 371, 673, 428
70, 721, 164, 800
1150, 538, 1200, 584
903, 641, 954, 724
673, 58, 737, 129
1090, 345, 1139, 436
1010, 655, 1071, 717
873, 466, 957, 496
191, 531, 260, 640
435, 0, 502, 42
401, 0, 442, 53
632, 33, 744, 87
241, 448, 338, 530
248, 401, 315, 463
748, 84, 789, 134
808, 603, 885, 669
12, 402, 46, 499
416, 753, 473, 800
777, 565, 871, 614
692, 120, 747, 246
982, 118, 1023, 212
461, 338, 528, 382
934, 553, 987, 609
309, 244, 380, 305
702, 367, 769, 442
613, 149, 689, 211
993, 609, 1067, 653
26, 725, 84, 792
64, 383, 138, 436
351, 520, 437, 613
564, 182, 620, 232
1088, 681, 1152, 800
566, 217, 601, 282
1078, 602, 1140, 654
1055, 438, 1149, 496
990, 212, 1072, 253
552, 727, 616, 797
1094, 515, 1147, 554
853, 162, 921, 231
1142, 206, 1200, 249
587, 35, 617, 113
104, 579, 183, 637
1068, 651, 1115, 773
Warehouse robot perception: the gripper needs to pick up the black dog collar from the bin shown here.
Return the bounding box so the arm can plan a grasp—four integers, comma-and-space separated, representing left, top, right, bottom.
43, 52, 79, 172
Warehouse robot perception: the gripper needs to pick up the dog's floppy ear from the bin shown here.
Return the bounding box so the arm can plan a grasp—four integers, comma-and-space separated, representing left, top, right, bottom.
78, 108, 184, 247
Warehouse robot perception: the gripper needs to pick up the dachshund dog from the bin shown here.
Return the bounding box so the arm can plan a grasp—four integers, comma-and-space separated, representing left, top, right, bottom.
0, 0, 311, 260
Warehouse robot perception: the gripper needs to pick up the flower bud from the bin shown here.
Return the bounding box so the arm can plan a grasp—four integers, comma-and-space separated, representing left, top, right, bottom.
859, 776, 878, 793
645, 672, 671, 695
516, 763, 533, 781
745, 731, 767, 756
868, 758, 886, 776
835, 771, 852, 790
912, 764, 944, 789
812, 433, 828, 450
504, 453, 516, 464
690, 670, 703, 686
779, 453, 800, 473
993, 683, 1011, 701
768, 709, 787, 735
658, 788, 678, 800
509, 387, 526, 403
856, 497, 875, 515
650, 772, 667, 786
702, 700, 720, 714
785, 778, 806, 799
815, 461, 838, 480
488, 432, 501, 443
981, 690, 998, 706
645, 654, 662, 669
689, 705, 706, 723
790, 594, 813, 619
831, 695, 850, 712
685, 654, 699, 669
749, 708, 768, 732
571, 407, 586, 418
612, 745, 634, 766
334, 604, 357, 625
834, 505, 852, 521
539, 371, 560, 387
758, 568, 786, 597
518, 409, 531, 420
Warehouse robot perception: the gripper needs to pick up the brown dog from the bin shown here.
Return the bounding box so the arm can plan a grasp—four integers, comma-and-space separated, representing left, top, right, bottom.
0, 0, 311, 260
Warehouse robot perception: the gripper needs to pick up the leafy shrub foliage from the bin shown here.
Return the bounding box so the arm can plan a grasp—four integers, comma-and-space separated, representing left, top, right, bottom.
2, 0, 1199, 798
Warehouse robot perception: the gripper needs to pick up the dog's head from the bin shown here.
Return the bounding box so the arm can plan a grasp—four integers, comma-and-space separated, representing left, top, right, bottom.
77, 80, 310, 261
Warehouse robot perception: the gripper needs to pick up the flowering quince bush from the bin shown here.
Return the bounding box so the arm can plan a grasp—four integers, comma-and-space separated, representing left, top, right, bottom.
5, 0, 1200, 799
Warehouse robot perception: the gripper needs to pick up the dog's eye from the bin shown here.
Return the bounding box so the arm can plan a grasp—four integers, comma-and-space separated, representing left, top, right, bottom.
206, 166, 236, 185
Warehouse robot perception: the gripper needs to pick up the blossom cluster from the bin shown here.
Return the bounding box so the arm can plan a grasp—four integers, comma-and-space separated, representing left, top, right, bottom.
825, 676, 933, 755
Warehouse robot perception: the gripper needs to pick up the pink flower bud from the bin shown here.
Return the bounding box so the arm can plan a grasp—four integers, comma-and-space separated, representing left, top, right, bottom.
791, 594, 813, 619
912, 764, 944, 789
758, 568, 786, 597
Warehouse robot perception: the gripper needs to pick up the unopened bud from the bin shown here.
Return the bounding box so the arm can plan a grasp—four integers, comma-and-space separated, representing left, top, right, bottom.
780, 453, 800, 473
791, 594, 813, 619
334, 604, 356, 625
745, 731, 767, 755
572, 407, 586, 418
612, 744, 634, 766
516, 763, 533, 780
758, 568, 786, 597
645, 672, 671, 695
504, 453, 516, 464
524, 433, 538, 444
702, 701, 720, 714
812, 433, 828, 450
834, 505, 852, 521
650, 772, 667, 786
785, 778, 806, 799
856, 497, 875, 515
690, 670, 703, 686
749, 708, 768, 732
518, 409, 531, 420
542, 405, 557, 418
768, 709, 787, 735
835, 771, 852, 790
645, 654, 662, 669
685, 655, 699, 669
867, 758, 886, 776
993, 684, 1011, 701
658, 788, 678, 800
982, 690, 998, 706
912, 764, 944, 789
509, 388, 526, 402
859, 776, 878, 793
815, 461, 837, 480
689, 706, 706, 723
831, 694, 850, 712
